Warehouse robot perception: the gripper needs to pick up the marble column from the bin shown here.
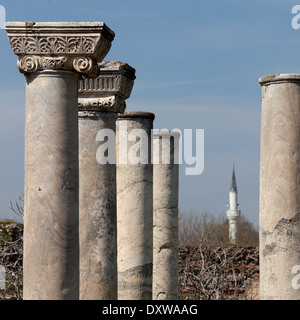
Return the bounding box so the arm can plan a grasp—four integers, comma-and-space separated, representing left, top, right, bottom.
116, 111, 155, 300
78, 61, 135, 300
259, 74, 300, 300
152, 131, 180, 300
6, 22, 114, 300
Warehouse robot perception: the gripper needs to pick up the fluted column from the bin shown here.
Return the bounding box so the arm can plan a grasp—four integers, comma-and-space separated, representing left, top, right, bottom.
259, 74, 300, 300
78, 61, 135, 300
116, 111, 155, 300
152, 131, 180, 300
6, 21, 114, 300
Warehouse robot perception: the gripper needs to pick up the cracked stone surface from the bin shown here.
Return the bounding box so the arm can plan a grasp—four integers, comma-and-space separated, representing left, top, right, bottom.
260, 212, 300, 299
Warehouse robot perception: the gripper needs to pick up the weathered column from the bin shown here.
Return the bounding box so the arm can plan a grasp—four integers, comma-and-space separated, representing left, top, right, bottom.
6, 22, 114, 300
116, 111, 155, 300
259, 74, 300, 300
152, 131, 180, 300
78, 61, 135, 300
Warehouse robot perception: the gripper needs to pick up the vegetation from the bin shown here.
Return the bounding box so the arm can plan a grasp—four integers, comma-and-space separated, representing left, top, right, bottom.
179, 210, 259, 247
0, 194, 23, 300
178, 210, 259, 300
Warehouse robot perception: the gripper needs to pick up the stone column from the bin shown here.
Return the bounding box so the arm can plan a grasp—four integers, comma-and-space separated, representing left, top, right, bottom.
6, 22, 114, 300
116, 111, 155, 300
259, 74, 300, 300
152, 131, 180, 300
78, 61, 135, 300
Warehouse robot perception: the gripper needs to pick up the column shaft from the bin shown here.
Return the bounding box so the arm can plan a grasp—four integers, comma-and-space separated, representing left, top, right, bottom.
24, 71, 79, 300
259, 74, 300, 300
79, 111, 117, 299
117, 111, 154, 300
152, 131, 179, 300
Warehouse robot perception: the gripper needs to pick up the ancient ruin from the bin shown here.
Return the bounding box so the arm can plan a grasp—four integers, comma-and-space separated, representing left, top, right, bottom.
5, 20, 300, 302
5, 20, 183, 301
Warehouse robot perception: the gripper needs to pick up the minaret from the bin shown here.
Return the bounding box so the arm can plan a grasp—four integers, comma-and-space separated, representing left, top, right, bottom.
226, 164, 241, 244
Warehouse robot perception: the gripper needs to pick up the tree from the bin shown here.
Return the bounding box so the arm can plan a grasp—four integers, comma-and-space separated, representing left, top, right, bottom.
0, 193, 23, 300
179, 210, 258, 247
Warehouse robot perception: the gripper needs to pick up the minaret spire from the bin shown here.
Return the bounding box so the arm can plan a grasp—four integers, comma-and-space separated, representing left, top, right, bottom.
226, 163, 241, 244
230, 164, 237, 192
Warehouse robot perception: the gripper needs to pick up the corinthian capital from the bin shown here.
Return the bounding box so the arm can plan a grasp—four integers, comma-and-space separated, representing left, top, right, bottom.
6, 22, 115, 77
78, 61, 136, 113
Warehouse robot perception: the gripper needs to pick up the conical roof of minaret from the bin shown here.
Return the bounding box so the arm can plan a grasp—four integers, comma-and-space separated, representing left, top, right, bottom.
230, 165, 237, 192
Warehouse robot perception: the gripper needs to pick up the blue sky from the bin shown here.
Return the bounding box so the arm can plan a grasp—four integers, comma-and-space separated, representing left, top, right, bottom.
0, 0, 299, 226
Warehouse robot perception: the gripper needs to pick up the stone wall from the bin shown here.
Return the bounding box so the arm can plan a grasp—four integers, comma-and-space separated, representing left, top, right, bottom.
178, 245, 259, 300
0, 222, 259, 300
0, 221, 23, 300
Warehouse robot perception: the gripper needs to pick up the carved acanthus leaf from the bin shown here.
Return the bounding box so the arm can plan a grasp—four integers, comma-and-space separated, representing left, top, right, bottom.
8, 35, 99, 55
